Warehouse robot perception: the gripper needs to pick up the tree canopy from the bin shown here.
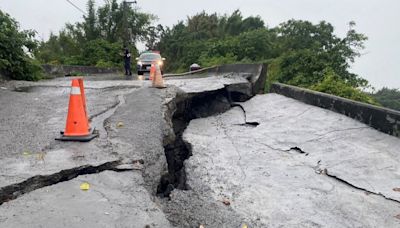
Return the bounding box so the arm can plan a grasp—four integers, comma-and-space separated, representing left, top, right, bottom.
371, 88, 400, 111
36, 0, 156, 67
0, 10, 42, 80
154, 11, 379, 105
4, 2, 395, 109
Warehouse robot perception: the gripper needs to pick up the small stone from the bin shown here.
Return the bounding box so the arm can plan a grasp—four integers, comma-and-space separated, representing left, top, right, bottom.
395, 214, 400, 220
393, 188, 400, 192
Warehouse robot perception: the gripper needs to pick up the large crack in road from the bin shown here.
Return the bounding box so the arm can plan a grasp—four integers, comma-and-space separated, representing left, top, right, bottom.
3, 65, 399, 227
157, 87, 242, 197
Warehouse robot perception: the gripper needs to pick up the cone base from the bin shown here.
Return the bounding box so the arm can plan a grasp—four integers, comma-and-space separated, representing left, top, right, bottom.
56, 132, 99, 142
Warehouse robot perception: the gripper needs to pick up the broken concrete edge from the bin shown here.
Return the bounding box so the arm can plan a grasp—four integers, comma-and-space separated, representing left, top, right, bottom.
165, 63, 267, 94
13, 84, 141, 93
157, 77, 262, 197
163, 66, 216, 77
41, 64, 120, 78
0, 159, 144, 206
157, 65, 266, 197
270, 82, 400, 138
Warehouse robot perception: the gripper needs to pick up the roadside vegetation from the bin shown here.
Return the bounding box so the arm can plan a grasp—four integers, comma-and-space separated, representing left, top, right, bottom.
1, 0, 399, 110
155, 11, 379, 105
36, 0, 155, 67
0, 10, 42, 80
371, 88, 400, 111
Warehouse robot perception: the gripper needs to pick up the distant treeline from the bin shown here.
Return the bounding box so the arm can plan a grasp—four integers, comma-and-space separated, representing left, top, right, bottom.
155, 10, 377, 105
1, 0, 399, 110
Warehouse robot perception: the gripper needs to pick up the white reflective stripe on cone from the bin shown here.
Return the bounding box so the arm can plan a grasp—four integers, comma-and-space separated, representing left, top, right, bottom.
70, 87, 81, 95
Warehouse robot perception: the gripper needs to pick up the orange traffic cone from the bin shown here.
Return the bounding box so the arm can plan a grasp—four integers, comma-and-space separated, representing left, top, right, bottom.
56, 78, 98, 142
78, 78, 88, 120
149, 63, 156, 81
152, 63, 166, 88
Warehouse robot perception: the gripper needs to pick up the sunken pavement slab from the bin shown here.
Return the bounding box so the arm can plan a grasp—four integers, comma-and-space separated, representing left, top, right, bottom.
175, 93, 400, 227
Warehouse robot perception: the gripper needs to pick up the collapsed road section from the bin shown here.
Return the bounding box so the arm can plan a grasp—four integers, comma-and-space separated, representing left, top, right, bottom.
163, 93, 400, 227
0, 64, 266, 227
1, 64, 400, 228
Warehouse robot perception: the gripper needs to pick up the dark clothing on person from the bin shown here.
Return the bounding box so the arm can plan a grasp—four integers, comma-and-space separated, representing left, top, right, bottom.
124, 49, 132, 76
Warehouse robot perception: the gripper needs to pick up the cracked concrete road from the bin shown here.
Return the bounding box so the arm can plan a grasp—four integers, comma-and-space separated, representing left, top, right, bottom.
1, 67, 400, 228
0, 171, 170, 228
0, 76, 174, 228
175, 93, 400, 227
0, 71, 258, 228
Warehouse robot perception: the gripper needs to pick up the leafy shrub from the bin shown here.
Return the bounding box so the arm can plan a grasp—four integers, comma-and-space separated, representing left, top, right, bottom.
0, 10, 42, 80
371, 88, 400, 111
310, 68, 379, 105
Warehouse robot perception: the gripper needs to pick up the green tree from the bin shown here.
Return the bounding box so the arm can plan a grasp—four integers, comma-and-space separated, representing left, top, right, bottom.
83, 0, 99, 41
156, 10, 269, 72
144, 24, 164, 50
272, 20, 368, 88
372, 88, 400, 111
37, 0, 154, 66
310, 68, 378, 105
0, 10, 42, 80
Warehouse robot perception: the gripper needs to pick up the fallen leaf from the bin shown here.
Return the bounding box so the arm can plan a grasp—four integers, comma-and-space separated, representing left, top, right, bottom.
242, 224, 248, 228
222, 198, 231, 206
199, 225, 205, 228
393, 188, 400, 192
22, 151, 32, 156
116, 122, 124, 128
37, 152, 46, 161
80, 182, 90, 191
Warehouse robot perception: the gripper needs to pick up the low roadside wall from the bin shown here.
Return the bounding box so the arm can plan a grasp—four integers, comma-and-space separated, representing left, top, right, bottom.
42, 64, 120, 77
271, 82, 400, 138
165, 64, 267, 95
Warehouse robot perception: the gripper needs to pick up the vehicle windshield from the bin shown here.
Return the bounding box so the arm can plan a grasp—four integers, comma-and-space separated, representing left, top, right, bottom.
139, 53, 161, 61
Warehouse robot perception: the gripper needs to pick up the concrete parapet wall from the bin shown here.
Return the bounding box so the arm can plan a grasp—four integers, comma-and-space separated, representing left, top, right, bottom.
271, 82, 400, 138
165, 64, 267, 94
42, 64, 120, 77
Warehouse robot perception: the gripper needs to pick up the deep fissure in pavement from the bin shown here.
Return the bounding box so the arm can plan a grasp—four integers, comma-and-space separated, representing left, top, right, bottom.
0, 160, 126, 205
157, 88, 251, 197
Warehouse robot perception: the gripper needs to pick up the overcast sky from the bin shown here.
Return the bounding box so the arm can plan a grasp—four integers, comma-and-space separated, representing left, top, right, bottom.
1, 0, 399, 89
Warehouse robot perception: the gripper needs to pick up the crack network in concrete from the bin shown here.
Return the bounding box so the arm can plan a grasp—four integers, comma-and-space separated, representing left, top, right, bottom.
0, 159, 143, 206
157, 86, 253, 197
324, 170, 400, 204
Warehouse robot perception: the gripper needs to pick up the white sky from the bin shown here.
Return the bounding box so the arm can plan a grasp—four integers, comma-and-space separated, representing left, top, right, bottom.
1, 0, 399, 89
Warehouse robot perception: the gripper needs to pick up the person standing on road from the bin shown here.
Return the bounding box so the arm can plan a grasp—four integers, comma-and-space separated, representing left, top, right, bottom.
123, 48, 132, 76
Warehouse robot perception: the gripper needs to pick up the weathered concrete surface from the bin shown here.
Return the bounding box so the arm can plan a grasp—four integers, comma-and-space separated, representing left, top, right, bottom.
4, 65, 397, 227
0, 83, 134, 189
166, 63, 266, 96
271, 82, 400, 137
0, 171, 171, 228
174, 93, 400, 227
0, 65, 265, 227
0, 77, 174, 227
41, 64, 120, 78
